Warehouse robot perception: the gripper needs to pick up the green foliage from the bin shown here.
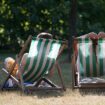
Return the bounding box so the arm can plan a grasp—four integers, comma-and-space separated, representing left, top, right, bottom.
0, 0, 105, 51
78, 0, 105, 35
0, 0, 70, 52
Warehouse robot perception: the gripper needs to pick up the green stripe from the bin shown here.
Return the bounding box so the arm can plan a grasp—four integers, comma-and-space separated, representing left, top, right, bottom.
23, 40, 35, 74
92, 46, 97, 76
77, 37, 105, 77
79, 39, 84, 77
78, 38, 90, 43
85, 39, 90, 77
33, 37, 62, 43
33, 59, 51, 82
24, 39, 45, 81
31, 41, 53, 82
23, 39, 43, 81
33, 41, 60, 82
98, 40, 104, 76
79, 39, 92, 77
27, 39, 50, 82
23, 38, 62, 82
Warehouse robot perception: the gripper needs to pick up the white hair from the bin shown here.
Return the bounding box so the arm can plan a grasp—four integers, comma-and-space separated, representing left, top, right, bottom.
4, 57, 15, 69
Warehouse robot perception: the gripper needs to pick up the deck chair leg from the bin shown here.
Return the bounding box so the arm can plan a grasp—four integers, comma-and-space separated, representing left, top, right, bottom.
42, 77, 57, 87
35, 78, 57, 88
1, 61, 17, 90
56, 62, 66, 91
35, 78, 43, 87
16, 56, 25, 93
1, 68, 21, 89
72, 54, 78, 89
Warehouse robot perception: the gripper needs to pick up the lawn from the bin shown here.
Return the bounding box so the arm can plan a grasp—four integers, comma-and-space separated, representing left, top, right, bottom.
0, 53, 105, 105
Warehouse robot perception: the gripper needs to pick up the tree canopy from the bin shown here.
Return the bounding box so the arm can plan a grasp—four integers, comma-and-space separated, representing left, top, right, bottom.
0, 0, 105, 51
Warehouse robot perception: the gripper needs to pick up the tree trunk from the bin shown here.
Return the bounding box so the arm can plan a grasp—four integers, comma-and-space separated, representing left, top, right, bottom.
68, 0, 77, 60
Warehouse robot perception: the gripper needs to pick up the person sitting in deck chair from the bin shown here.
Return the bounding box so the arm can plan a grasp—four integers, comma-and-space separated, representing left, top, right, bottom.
3, 54, 50, 88
2, 32, 66, 91
3, 57, 18, 87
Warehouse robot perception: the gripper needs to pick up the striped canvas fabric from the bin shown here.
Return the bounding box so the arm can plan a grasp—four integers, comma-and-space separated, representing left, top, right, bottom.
76, 38, 105, 78
21, 37, 62, 82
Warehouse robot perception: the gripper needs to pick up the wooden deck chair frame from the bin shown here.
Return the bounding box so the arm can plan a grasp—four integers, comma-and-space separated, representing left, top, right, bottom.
72, 32, 105, 89
1, 32, 66, 92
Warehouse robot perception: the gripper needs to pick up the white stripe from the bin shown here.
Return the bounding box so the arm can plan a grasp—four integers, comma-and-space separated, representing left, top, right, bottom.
89, 40, 93, 77
76, 43, 81, 81
31, 40, 53, 81
97, 41, 104, 76
76, 43, 80, 72
46, 41, 61, 73
23, 40, 38, 75
101, 42, 105, 75
82, 39, 86, 77
25, 39, 46, 81
96, 42, 99, 76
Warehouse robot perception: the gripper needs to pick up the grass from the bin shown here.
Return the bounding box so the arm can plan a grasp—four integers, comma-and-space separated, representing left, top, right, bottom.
1, 53, 105, 105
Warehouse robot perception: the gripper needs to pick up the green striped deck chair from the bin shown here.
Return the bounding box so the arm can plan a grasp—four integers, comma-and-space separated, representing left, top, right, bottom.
72, 32, 105, 88
1, 33, 66, 92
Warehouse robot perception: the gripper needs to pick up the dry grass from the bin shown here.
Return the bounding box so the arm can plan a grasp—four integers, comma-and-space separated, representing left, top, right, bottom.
1, 53, 105, 105
1, 89, 105, 105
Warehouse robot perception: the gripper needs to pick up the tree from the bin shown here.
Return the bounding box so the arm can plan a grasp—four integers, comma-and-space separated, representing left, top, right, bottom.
68, 0, 77, 60
1, 0, 105, 53
0, 0, 70, 52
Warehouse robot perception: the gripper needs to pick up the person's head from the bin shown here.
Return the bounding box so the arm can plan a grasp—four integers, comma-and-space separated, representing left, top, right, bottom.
4, 57, 18, 76
4, 57, 15, 70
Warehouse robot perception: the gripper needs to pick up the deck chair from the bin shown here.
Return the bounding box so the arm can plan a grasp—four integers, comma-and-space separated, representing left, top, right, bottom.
1, 32, 66, 92
72, 32, 105, 88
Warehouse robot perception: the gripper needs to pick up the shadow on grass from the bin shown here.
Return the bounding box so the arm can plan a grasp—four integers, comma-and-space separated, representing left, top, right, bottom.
79, 88, 105, 96
0, 88, 67, 98
28, 90, 64, 98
